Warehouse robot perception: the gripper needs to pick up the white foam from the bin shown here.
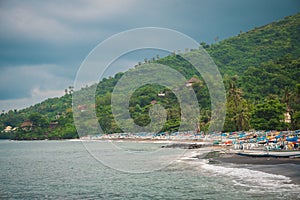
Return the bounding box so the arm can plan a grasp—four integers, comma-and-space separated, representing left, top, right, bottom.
179, 151, 300, 196
199, 160, 300, 194
180, 148, 214, 159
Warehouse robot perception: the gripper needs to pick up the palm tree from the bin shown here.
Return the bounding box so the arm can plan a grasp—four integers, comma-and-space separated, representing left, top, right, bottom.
283, 87, 292, 111
226, 76, 250, 131
68, 86, 74, 94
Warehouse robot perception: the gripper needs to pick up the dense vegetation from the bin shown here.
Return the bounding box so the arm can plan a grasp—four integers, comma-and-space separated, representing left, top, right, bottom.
1, 13, 300, 139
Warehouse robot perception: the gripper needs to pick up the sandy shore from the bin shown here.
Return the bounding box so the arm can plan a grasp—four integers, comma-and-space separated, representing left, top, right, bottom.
80, 137, 215, 144
211, 152, 300, 165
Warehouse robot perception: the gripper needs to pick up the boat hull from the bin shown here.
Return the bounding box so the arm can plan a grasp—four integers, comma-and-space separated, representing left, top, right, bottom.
237, 151, 300, 158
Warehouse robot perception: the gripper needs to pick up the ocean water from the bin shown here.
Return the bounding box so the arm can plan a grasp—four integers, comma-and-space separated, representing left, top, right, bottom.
0, 140, 299, 199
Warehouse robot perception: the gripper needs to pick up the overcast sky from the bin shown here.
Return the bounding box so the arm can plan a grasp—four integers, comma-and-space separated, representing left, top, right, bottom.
0, 0, 299, 111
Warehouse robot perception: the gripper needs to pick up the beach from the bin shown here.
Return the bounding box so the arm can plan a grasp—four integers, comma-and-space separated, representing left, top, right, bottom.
199, 148, 300, 185
210, 151, 300, 165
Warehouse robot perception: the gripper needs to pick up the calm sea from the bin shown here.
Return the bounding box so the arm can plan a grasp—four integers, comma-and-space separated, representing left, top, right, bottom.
0, 140, 299, 199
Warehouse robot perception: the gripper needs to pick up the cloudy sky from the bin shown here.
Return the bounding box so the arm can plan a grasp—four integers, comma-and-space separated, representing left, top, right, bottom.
0, 0, 299, 111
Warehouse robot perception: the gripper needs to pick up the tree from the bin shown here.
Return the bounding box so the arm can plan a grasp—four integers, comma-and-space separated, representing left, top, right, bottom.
68, 86, 74, 94
291, 111, 300, 130
290, 84, 300, 129
29, 113, 49, 128
250, 98, 286, 130
223, 76, 250, 131
282, 87, 292, 110
200, 42, 209, 49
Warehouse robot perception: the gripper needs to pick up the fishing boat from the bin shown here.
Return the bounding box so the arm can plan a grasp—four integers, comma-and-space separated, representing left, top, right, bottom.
237, 150, 300, 158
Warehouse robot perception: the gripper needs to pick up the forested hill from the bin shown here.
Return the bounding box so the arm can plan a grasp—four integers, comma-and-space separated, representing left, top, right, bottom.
1, 13, 300, 139
207, 13, 300, 75
204, 13, 300, 100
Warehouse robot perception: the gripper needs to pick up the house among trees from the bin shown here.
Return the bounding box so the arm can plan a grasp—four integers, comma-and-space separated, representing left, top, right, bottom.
284, 111, 291, 123
158, 92, 166, 97
77, 105, 87, 112
1, 126, 17, 133
185, 77, 200, 87
49, 121, 59, 129
151, 100, 157, 105
3, 126, 12, 132
20, 121, 33, 131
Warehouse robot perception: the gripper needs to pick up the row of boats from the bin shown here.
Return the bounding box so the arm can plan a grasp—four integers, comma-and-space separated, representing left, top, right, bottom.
81, 130, 300, 158
224, 130, 300, 158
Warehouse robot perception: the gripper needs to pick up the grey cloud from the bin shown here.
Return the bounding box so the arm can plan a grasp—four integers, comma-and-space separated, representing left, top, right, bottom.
1, 0, 299, 67
0, 65, 73, 100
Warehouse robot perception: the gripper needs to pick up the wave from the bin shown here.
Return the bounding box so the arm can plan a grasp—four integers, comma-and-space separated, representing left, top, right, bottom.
178, 150, 300, 197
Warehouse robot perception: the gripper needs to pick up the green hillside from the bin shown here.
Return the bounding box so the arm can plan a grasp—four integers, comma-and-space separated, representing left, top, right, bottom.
1, 13, 300, 139
205, 13, 300, 100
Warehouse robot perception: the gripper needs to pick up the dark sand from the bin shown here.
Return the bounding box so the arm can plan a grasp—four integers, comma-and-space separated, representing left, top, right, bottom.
213, 153, 300, 165
207, 152, 300, 184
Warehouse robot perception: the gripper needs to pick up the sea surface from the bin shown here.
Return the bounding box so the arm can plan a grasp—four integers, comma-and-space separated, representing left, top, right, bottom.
0, 140, 299, 199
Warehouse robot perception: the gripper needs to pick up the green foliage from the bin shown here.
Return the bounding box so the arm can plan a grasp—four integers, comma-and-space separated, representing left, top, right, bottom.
206, 13, 300, 75
290, 84, 300, 129
223, 76, 250, 131
250, 99, 286, 130
29, 113, 49, 128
